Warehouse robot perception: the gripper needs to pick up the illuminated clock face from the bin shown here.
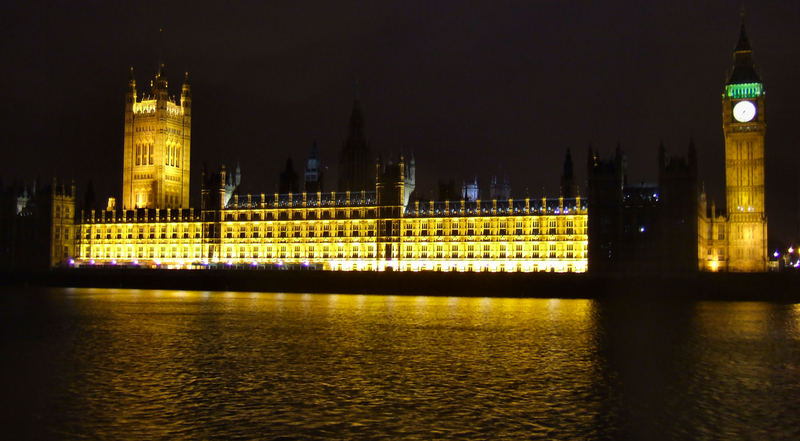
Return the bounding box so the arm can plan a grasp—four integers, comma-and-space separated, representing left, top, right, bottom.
733, 100, 756, 122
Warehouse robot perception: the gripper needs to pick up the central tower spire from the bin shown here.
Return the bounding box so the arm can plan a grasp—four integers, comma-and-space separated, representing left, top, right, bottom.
338, 86, 373, 192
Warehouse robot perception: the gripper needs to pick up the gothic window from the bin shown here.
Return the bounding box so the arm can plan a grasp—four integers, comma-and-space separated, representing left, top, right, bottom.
136, 145, 141, 165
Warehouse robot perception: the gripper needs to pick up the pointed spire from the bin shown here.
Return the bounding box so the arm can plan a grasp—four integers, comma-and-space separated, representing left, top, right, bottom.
734, 8, 751, 52
562, 148, 574, 179
127, 67, 136, 97
349, 96, 364, 134
152, 63, 168, 96
727, 9, 760, 85
561, 148, 576, 199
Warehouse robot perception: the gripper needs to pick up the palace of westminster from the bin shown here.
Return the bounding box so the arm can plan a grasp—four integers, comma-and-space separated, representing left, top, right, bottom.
1, 21, 769, 273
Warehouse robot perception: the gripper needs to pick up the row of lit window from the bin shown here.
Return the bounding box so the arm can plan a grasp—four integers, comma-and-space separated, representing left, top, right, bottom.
82, 223, 199, 240
402, 243, 583, 259
223, 209, 378, 221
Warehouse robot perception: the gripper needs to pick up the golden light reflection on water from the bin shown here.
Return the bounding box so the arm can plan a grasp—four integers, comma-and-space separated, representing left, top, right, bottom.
15, 288, 800, 439
48, 288, 604, 438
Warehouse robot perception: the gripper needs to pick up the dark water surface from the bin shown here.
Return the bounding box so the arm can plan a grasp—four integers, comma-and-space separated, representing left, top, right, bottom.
1, 288, 799, 439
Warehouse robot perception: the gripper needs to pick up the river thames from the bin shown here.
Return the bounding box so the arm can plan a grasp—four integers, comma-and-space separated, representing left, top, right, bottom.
2, 288, 799, 439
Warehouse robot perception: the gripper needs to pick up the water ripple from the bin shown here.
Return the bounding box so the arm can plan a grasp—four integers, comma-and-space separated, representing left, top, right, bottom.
2, 289, 799, 439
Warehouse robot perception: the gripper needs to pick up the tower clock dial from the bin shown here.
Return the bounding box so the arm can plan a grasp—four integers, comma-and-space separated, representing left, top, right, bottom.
733, 100, 756, 122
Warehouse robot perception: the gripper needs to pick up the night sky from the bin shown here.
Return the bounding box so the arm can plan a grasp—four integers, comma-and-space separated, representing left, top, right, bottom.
2, 1, 799, 243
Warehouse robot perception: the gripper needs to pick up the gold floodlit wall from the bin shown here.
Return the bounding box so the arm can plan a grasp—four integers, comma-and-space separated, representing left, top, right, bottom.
75, 195, 587, 273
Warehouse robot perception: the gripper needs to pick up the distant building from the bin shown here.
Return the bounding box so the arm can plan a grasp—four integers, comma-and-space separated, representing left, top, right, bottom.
489, 176, 511, 200
1, 178, 76, 269
304, 142, 323, 193
587, 143, 697, 274
462, 177, 479, 202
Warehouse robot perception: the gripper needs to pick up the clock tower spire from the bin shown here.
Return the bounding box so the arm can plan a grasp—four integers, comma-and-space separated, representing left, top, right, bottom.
721, 14, 767, 272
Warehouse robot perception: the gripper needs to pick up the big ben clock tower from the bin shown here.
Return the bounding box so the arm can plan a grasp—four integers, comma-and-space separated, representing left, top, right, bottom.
722, 16, 767, 272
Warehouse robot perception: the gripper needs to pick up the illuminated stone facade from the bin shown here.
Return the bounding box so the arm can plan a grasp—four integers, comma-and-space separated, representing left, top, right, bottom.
698, 20, 767, 272
72, 72, 588, 272
76, 158, 587, 272
122, 65, 191, 210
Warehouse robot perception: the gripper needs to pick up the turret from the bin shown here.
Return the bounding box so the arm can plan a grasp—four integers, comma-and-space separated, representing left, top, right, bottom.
181, 71, 191, 114
403, 152, 416, 208
122, 67, 136, 209
151, 63, 169, 104
218, 165, 227, 209
126, 67, 137, 110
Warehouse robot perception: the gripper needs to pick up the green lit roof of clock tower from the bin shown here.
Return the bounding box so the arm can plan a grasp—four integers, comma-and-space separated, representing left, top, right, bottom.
724, 14, 763, 99
725, 19, 761, 86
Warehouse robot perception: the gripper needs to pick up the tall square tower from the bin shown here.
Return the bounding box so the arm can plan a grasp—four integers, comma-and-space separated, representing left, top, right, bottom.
722, 20, 767, 271
122, 65, 191, 209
